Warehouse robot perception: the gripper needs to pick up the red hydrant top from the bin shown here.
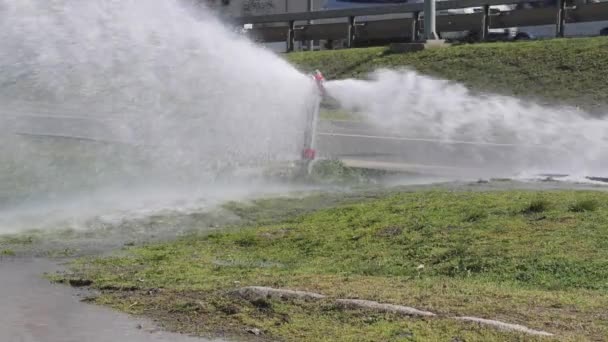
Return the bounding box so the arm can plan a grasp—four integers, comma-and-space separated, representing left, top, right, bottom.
312, 70, 326, 96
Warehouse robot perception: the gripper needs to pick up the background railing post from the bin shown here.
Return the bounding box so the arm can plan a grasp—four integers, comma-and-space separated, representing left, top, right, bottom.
307, 0, 314, 50
424, 0, 439, 40
481, 4, 490, 41
287, 20, 295, 52
556, 0, 566, 37
347, 16, 356, 48
412, 12, 420, 42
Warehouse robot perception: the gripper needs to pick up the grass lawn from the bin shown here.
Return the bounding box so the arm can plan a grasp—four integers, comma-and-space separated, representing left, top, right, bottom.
287, 37, 608, 112
61, 189, 608, 341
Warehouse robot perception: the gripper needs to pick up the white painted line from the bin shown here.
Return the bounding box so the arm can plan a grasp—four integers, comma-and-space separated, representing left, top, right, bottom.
14, 132, 132, 145
318, 132, 552, 149
9, 113, 116, 122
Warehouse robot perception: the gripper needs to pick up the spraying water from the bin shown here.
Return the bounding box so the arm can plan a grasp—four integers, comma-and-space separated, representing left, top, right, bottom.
0, 0, 318, 231
2, 0, 605, 235
324, 69, 608, 179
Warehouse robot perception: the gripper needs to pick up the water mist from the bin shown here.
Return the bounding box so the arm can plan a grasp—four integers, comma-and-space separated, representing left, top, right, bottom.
325, 69, 608, 179
0, 0, 316, 232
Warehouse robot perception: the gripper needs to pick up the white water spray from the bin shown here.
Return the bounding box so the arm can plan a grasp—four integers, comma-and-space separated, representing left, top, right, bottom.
0, 0, 316, 231
325, 69, 608, 178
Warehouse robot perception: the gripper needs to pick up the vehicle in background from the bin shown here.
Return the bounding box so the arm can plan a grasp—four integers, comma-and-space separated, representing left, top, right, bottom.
239, 0, 608, 51
323, 0, 519, 41
323, 0, 608, 41
507, 0, 608, 39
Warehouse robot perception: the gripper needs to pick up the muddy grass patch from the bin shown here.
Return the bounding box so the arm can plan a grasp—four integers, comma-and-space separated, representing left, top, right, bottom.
375, 226, 403, 238
94, 289, 309, 340
94, 287, 562, 341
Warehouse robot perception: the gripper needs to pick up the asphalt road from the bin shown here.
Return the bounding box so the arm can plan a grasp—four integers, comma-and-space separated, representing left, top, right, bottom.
315, 119, 565, 178
9, 114, 561, 177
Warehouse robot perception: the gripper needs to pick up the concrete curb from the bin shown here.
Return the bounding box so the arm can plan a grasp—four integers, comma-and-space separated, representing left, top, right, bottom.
335, 299, 436, 317
454, 316, 554, 336
233, 286, 555, 337
233, 286, 327, 302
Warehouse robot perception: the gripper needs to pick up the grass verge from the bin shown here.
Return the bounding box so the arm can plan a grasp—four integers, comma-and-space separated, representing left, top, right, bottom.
287, 37, 608, 111
61, 190, 608, 341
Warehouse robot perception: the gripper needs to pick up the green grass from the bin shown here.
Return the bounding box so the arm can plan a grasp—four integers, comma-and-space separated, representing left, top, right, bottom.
0, 234, 36, 245
63, 190, 608, 341
1, 249, 16, 257
568, 199, 599, 213
522, 197, 551, 214
287, 37, 608, 111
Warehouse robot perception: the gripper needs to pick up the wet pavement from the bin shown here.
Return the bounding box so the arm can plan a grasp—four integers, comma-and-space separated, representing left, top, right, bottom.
0, 258, 225, 342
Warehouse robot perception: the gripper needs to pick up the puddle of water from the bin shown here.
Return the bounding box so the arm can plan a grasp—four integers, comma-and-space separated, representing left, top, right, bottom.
0, 258, 226, 342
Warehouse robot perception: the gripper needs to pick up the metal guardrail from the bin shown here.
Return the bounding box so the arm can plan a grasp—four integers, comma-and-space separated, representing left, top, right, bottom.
233, 0, 608, 50
234, 0, 543, 24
